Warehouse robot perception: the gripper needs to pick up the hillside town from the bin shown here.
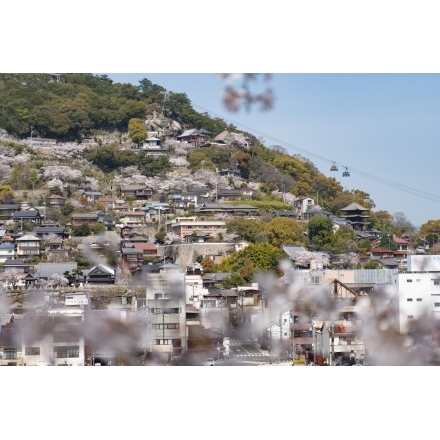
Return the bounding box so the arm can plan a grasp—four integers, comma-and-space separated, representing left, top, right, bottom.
0, 123, 439, 366
0, 74, 439, 366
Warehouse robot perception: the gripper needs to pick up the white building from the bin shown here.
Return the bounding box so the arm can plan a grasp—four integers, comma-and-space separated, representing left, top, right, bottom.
145, 267, 187, 364
396, 255, 440, 334
23, 298, 87, 366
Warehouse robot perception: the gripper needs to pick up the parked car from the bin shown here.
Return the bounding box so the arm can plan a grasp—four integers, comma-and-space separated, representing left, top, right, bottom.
203, 357, 215, 366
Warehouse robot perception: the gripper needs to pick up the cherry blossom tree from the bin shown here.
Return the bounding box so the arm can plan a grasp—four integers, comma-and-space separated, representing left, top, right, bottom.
294, 251, 329, 268
0, 269, 24, 289
337, 252, 359, 269
165, 231, 180, 244
0, 164, 11, 183
48, 273, 69, 288
169, 157, 189, 167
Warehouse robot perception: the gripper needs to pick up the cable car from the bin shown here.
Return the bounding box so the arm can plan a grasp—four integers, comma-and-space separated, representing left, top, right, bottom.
330, 162, 338, 172
342, 167, 350, 177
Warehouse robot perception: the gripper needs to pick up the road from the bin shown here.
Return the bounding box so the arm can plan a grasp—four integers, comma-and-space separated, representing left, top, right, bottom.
221, 337, 275, 366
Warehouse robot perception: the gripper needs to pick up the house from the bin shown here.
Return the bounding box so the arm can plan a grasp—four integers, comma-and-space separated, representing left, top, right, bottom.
393, 235, 411, 253
302, 209, 334, 221
75, 178, 93, 191
216, 188, 243, 201
211, 130, 250, 147
367, 247, 405, 260
0, 204, 20, 221
32, 225, 67, 239
281, 244, 308, 263
43, 237, 70, 262
119, 185, 153, 201
139, 140, 169, 156
97, 196, 117, 210
241, 187, 254, 197
183, 231, 212, 243
293, 197, 315, 216
83, 191, 103, 204
71, 213, 99, 227
12, 210, 42, 225
3, 258, 33, 273
119, 211, 146, 227
132, 243, 159, 259
177, 128, 209, 146
82, 264, 116, 284
33, 262, 78, 283
46, 194, 66, 207
97, 213, 116, 230
121, 247, 145, 272
195, 203, 258, 216
15, 234, 41, 259
201, 272, 231, 290
0, 243, 15, 263
273, 210, 299, 219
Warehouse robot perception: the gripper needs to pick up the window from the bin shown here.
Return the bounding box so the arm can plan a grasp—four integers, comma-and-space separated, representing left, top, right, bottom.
435, 303, 440, 307
407, 298, 413, 302
25, 347, 40, 356
152, 323, 179, 329
407, 279, 413, 283
408, 315, 414, 319
434, 280, 440, 286
151, 307, 180, 314
417, 298, 422, 302
154, 339, 173, 345
54, 346, 79, 358
3, 348, 17, 359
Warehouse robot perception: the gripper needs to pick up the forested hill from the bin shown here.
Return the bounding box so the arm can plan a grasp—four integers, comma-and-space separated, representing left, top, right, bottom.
0, 73, 379, 218
0, 73, 239, 141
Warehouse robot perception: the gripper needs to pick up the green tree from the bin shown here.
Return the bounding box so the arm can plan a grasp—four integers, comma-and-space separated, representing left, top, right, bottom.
0, 184, 14, 203
217, 242, 283, 279
155, 226, 166, 244
307, 215, 335, 251
138, 154, 171, 177
331, 226, 358, 254
221, 273, 246, 288
128, 117, 148, 144
60, 203, 74, 217
264, 217, 306, 247
72, 224, 91, 236
226, 218, 267, 243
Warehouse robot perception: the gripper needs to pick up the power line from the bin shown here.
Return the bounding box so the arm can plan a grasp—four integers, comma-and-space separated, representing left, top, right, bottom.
192, 103, 440, 205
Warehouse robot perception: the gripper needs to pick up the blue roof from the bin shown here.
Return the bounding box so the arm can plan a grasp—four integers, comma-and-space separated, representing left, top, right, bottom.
0, 243, 14, 249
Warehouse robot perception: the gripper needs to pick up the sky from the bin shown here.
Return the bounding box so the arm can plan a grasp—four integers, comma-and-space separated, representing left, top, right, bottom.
103, 73, 440, 228
2, 1, 438, 432
3, 3, 440, 228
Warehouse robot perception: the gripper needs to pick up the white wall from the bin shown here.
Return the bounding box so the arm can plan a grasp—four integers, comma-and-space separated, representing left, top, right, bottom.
397, 272, 440, 333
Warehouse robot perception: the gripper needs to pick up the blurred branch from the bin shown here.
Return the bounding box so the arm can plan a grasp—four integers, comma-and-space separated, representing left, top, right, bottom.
219, 73, 275, 112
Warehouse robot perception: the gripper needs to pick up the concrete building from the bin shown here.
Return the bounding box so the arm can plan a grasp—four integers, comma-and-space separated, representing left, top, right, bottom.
144, 266, 187, 364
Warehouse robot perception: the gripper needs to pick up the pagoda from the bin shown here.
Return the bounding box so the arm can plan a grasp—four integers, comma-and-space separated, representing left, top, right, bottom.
340, 202, 369, 230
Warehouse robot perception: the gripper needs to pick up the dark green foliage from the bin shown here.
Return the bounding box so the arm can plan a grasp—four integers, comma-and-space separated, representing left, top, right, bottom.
72, 224, 91, 236
221, 273, 246, 288
155, 227, 166, 244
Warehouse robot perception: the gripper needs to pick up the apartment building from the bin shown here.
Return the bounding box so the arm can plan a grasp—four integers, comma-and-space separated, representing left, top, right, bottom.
165, 216, 226, 242
145, 266, 187, 364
